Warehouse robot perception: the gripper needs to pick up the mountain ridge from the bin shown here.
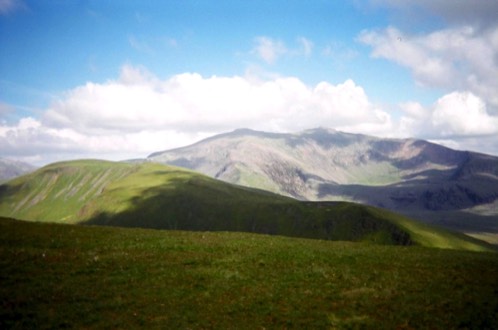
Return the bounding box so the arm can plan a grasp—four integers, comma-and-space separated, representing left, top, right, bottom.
148, 128, 498, 240
0, 158, 36, 182
0, 159, 493, 251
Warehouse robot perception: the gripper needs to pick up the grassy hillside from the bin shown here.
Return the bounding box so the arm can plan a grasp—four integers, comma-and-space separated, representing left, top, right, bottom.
367, 206, 496, 251
0, 160, 134, 222
1, 217, 497, 329
0, 160, 494, 251
148, 128, 498, 241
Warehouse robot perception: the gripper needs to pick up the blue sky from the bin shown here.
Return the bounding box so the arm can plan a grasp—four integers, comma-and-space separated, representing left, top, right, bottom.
1, 0, 498, 165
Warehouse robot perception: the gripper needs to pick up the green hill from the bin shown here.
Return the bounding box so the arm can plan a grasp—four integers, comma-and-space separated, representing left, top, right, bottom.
0, 159, 493, 251
148, 128, 498, 240
1, 217, 497, 329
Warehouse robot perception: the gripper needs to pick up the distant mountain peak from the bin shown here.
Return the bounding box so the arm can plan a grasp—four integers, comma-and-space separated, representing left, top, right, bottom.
232, 127, 258, 134
302, 127, 338, 134
0, 158, 36, 182
148, 128, 498, 237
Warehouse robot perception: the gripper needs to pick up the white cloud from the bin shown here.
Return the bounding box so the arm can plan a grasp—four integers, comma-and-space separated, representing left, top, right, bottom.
400, 101, 427, 120
252, 36, 287, 64
1, 65, 393, 165
322, 42, 358, 60
356, 7, 498, 154
358, 25, 498, 110
45, 66, 389, 134
251, 36, 317, 64
399, 91, 498, 139
0, 115, 210, 166
432, 92, 498, 137
3, 65, 498, 165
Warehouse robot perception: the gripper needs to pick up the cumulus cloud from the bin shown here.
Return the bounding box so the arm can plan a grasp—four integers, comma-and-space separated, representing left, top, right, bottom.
44, 65, 389, 134
399, 91, 498, 138
359, 25, 498, 110
3, 64, 498, 165
0, 115, 209, 165
432, 92, 498, 136
1, 65, 393, 164
357, 3, 498, 153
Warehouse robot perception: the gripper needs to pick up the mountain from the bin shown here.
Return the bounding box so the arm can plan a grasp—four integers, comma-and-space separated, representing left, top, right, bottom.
0, 159, 491, 251
148, 128, 498, 240
0, 158, 35, 182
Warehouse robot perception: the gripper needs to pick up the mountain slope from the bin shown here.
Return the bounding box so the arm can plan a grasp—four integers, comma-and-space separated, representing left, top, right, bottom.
148, 128, 498, 239
0, 159, 492, 251
0, 158, 35, 182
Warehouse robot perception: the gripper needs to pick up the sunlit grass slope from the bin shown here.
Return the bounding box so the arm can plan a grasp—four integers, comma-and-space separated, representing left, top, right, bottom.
0, 160, 134, 223
0, 160, 494, 250
367, 207, 496, 251
1, 217, 497, 329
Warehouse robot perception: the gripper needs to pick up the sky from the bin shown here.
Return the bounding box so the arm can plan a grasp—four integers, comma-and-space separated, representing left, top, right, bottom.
1, 0, 498, 166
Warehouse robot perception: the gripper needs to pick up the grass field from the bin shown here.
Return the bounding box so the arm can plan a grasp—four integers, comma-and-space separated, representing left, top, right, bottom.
1, 217, 497, 329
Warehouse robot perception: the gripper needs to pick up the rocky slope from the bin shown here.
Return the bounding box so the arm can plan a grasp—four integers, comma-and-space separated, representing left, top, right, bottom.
148, 128, 498, 238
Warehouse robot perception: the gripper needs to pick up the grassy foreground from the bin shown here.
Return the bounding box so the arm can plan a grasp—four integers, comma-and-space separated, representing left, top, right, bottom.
1, 217, 497, 329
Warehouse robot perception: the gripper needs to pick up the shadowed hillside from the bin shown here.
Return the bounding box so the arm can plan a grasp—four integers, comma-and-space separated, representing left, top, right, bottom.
148, 128, 498, 241
0, 159, 494, 251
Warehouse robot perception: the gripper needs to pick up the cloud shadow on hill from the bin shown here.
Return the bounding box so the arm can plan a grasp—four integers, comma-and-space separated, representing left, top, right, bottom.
81, 179, 413, 246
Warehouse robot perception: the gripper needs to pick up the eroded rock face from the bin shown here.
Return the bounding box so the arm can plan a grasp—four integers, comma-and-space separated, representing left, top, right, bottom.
148, 128, 498, 232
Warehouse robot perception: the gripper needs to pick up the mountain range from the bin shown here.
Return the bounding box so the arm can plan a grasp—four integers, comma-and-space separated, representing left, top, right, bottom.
0, 158, 35, 182
148, 128, 498, 241
2, 127, 496, 245
1, 131, 496, 329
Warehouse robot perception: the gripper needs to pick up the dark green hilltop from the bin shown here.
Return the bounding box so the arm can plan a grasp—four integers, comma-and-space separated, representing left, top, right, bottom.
0, 159, 493, 251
